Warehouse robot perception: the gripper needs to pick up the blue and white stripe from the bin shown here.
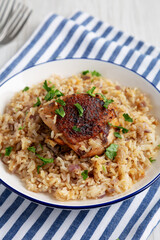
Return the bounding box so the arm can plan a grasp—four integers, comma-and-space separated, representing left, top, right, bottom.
0, 11, 160, 240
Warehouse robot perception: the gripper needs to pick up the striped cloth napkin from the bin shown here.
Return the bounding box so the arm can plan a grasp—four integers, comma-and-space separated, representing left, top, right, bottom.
0, 11, 160, 240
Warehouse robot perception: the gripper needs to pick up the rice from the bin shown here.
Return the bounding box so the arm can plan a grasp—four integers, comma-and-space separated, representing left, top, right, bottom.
0, 72, 159, 201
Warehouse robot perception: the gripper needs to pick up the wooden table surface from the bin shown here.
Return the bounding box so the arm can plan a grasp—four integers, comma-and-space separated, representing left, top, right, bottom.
0, 0, 160, 239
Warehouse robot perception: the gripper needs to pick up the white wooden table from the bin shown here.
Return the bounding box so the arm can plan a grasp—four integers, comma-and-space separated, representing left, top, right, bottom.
0, 0, 160, 239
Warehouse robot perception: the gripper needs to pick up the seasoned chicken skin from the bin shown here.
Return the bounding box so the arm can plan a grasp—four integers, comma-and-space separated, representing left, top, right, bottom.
39, 94, 117, 158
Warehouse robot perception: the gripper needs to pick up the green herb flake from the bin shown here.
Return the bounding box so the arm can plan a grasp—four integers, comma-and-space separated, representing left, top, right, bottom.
82, 70, 89, 75
25, 111, 29, 115
102, 165, 106, 172
81, 170, 88, 180
33, 97, 41, 107
28, 146, 36, 153
43, 80, 51, 92
108, 122, 129, 134
54, 89, 64, 98
74, 103, 84, 117
14, 108, 18, 112
105, 144, 118, 160
72, 126, 81, 132
18, 125, 25, 130
95, 155, 99, 158
5, 146, 13, 156
98, 93, 107, 102
55, 106, 65, 118
114, 132, 122, 139
36, 154, 54, 164
157, 144, 160, 148
56, 98, 66, 106
76, 91, 81, 94
86, 86, 96, 97
149, 157, 156, 163
22, 86, 29, 92
37, 163, 45, 174
91, 70, 101, 77
123, 113, 133, 122
44, 90, 55, 101
103, 99, 114, 109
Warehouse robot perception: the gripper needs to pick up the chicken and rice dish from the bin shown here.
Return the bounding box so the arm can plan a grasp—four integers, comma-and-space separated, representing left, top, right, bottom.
0, 70, 159, 201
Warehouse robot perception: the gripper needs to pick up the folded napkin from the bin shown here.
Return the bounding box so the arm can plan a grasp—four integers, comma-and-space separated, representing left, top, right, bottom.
0, 11, 160, 240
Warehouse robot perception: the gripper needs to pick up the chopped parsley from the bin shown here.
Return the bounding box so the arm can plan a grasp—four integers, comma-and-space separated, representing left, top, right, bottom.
54, 89, 64, 98
91, 70, 101, 77
43, 80, 52, 92
123, 113, 133, 122
28, 146, 36, 153
36, 154, 54, 164
33, 97, 41, 107
157, 144, 160, 148
81, 170, 88, 180
5, 146, 13, 156
102, 165, 106, 172
44, 90, 55, 101
114, 132, 122, 139
108, 122, 129, 133
82, 70, 89, 75
74, 103, 84, 117
103, 99, 114, 109
149, 157, 156, 163
18, 125, 25, 130
95, 155, 99, 158
86, 86, 96, 97
56, 98, 66, 106
36, 154, 54, 174
72, 126, 81, 132
22, 86, 29, 92
105, 144, 118, 160
55, 106, 65, 117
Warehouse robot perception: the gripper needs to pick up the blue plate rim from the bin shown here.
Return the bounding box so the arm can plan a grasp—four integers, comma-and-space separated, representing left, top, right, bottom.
0, 57, 160, 210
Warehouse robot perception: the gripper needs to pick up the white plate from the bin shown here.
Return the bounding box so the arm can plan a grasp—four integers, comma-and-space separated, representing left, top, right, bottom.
0, 58, 160, 209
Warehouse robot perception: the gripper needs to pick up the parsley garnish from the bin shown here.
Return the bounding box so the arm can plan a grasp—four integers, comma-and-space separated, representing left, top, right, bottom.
105, 144, 118, 160
82, 70, 89, 75
102, 165, 106, 172
54, 89, 64, 98
74, 103, 84, 117
95, 155, 99, 158
103, 99, 114, 109
44, 90, 55, 101
36, 154, 54, 164
81, 170, 88, 180
22, 86, 29, 92
33, 97, 41, 107
43, 80, 51, 92
72, 126, 81, 132
18, 125, 25, 130
56, 98, 66, 106
86, 86, 96, 97
114, 132, 122, 139
5, 147, 13, 156
123, 113, 133, 122
28, 146, 36, 153
36, 154, 54, 173
91, 70, 101, 77
149, 157, 156, 163
55, 106, 65, 117
157, 144, 160, 148
108, 122, 129, 133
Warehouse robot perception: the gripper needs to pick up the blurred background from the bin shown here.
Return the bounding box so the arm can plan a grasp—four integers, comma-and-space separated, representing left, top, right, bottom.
0, 0, 160, 239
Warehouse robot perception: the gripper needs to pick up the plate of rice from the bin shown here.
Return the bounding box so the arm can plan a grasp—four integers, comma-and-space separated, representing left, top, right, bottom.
0, 58, 160, 209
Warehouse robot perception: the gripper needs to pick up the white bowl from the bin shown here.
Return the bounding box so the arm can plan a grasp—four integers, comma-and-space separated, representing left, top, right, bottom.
0, 58, 160, 209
